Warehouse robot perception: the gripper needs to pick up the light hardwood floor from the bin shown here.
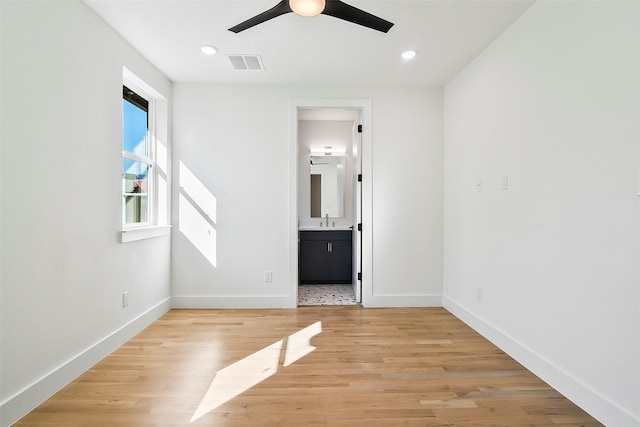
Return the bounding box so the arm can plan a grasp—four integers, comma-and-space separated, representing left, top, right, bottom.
15, 307, 602, 426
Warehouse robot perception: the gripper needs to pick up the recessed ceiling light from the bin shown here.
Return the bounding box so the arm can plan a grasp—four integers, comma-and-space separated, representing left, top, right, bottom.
401, 50, 417, 60
201, 45, 218, 55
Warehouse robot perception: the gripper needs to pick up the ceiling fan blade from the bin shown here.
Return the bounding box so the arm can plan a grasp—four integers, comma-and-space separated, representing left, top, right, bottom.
322, 0, 394, 33
228, 0, 292, 33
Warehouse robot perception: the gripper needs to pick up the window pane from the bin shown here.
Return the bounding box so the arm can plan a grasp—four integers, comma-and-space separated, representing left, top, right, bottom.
122, 98, 148, 157
123, 159, 149, 224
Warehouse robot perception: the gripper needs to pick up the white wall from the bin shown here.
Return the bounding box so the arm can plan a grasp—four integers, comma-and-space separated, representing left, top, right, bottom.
0, 2, 172, 425
443, 2, 640, 425
171, 85, 443, 308
0, 1, 4, 422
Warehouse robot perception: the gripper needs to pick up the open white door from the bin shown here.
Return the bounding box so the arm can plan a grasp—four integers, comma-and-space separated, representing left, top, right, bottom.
352, 118, 362, 303
290, 99, 371, 308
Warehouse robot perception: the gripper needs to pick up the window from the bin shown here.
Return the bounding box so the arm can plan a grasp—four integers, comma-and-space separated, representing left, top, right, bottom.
122, 85, 152, 225
120, 67, 170, 242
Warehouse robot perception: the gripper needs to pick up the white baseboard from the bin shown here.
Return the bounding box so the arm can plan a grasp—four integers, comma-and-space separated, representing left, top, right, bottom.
171, 294, 443, 309
443, 295, 640, 427
171, 295, 296, 309
1, 298, 171, 427
363, 293, 443, 307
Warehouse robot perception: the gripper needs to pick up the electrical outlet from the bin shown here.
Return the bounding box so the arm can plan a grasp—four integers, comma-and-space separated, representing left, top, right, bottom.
264, 271, 273, 283
475, 288, 483, 301
122, 291, 129, 308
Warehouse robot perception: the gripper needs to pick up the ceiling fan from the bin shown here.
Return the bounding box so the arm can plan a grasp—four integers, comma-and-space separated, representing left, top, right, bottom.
228, 0, 394, 34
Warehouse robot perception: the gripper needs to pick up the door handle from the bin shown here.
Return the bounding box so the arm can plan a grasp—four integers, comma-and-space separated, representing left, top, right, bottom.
328, 242, 332, 252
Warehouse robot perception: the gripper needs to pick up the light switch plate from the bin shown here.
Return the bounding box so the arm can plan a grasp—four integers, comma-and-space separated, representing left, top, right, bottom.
501, 174, 509, 190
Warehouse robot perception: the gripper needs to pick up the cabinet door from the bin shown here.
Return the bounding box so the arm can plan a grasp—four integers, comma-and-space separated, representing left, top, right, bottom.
330, 240, 352, 283
300, 240, 331, 283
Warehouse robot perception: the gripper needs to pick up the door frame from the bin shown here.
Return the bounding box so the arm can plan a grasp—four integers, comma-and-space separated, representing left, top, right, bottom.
288, 99, 373, 307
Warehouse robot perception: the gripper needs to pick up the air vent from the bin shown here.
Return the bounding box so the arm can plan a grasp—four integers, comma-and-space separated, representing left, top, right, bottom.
228, 55, 264, 71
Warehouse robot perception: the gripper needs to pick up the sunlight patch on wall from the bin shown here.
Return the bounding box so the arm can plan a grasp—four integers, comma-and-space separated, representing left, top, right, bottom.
180, 162, 216, 223
179, 161, 217, 267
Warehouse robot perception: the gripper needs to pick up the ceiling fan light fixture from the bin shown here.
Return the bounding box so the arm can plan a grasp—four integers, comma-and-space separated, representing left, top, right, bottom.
289, 0, 326, 17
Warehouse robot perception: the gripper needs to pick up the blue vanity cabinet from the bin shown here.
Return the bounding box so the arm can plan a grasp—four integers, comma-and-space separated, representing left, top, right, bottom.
299, 230, 352, 284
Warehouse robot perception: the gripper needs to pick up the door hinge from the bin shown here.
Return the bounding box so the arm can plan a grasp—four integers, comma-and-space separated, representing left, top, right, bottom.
357, 272, 362, 281
357, 174, 362, 182
357, 223, 362, 232
357, 124, 363, 133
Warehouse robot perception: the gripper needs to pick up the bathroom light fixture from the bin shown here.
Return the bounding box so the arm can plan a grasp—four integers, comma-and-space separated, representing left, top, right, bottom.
290, 0, 326, 17
200, 45, 218, 55
401, 50, 417, 60
310, 147, 347, 156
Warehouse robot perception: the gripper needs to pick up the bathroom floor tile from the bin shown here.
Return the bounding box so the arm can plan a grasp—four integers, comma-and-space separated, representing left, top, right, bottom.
297, 284, 358, 306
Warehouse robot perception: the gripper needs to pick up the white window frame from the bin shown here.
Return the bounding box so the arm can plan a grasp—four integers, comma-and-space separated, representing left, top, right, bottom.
122, 84, 155, 228
120, 68, 170, 243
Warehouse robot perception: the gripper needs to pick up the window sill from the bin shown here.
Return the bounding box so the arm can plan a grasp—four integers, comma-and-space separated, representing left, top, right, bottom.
120, 225, 172, 243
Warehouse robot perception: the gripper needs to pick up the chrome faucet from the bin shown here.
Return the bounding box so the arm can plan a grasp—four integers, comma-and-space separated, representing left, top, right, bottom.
325, 213, 329, 227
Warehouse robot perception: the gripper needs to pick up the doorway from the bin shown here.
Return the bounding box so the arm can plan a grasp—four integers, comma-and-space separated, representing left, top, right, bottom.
290, 99, 372, 307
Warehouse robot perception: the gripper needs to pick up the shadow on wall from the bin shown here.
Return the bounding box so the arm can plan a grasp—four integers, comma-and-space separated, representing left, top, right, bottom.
178, 161, 218, 267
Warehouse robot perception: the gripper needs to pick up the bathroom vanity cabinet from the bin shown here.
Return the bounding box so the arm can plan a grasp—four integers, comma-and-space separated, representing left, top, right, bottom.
299, 230, 352, 284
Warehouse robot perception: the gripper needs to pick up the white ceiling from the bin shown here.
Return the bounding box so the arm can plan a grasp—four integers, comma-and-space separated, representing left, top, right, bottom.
84, 0, 534, 86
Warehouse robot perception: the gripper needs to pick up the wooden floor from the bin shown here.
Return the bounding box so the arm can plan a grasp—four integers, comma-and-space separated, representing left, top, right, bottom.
15, 307, 602, 426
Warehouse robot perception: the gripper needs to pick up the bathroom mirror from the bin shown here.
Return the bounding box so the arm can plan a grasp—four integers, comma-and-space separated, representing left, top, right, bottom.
310, 155, 345, 218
